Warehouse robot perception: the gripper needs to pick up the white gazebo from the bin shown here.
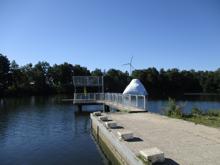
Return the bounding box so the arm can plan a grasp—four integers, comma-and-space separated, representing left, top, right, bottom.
123, 79, 148, 96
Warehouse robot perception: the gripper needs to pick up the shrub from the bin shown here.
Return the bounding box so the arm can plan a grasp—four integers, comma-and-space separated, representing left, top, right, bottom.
191, 107, 203, 116
165, 98, 184, 118
206, 110, 220, 117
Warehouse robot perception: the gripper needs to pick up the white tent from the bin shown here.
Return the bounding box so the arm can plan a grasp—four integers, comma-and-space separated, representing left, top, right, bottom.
123, 79, 148, 95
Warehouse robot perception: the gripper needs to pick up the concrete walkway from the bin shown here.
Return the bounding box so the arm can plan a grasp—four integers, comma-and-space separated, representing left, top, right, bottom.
107, 112, 220, 165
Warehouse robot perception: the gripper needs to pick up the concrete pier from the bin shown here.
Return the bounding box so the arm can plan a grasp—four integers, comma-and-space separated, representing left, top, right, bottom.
91, 112, 220, 165
91, 113, 143, 165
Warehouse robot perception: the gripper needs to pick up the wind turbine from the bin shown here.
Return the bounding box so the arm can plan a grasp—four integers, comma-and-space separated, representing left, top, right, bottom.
123, 56, 135, 76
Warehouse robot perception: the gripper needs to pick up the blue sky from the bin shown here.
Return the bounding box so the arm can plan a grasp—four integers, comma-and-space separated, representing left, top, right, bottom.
0, 0, 220, 71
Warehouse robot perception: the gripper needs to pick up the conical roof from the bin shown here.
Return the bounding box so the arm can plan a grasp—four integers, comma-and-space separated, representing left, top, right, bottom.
123, 79, 148, 95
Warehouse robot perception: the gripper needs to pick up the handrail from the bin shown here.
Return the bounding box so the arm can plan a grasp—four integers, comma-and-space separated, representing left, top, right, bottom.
73, 93, 147, 110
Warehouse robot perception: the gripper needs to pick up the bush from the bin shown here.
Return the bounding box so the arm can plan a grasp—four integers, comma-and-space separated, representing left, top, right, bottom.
165, 98, 184, 118
191, 107, 203, 116
206, 110, 220, 117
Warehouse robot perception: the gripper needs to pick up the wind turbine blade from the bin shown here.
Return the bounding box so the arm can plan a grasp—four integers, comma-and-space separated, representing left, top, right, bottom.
122, 63, 130, 66
130, 56, 133, 64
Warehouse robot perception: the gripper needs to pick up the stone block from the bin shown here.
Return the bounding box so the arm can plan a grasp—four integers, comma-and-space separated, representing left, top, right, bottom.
98, 116, 108, 121
117, 131, 134, 140
139, 147, 164, 163
93, 111, 101, 116
105, 121, 117, 128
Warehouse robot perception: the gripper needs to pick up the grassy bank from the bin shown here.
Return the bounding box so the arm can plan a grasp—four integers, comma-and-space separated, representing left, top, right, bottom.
165, 98, 220, 128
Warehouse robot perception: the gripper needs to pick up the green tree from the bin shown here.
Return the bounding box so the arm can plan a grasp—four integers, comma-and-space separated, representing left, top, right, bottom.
32, 62, 50, 93
105, 69, 130, 92
48, 63, 74, 93
0, 54, 10, 95
91, 69, 103, 76
73, 65, 90, 76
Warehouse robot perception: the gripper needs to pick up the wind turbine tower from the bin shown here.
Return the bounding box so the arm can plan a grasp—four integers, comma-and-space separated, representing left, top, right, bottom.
123, 56, 135, 76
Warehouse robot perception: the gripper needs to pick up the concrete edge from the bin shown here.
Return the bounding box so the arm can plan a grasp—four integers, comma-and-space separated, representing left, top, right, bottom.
90, 114, 144, 165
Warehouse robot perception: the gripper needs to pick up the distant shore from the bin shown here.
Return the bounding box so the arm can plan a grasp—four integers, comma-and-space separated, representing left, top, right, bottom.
184, 93, 220, 96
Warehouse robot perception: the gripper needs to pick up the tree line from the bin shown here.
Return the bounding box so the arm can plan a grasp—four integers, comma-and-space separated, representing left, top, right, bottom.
1, 54, 220, 97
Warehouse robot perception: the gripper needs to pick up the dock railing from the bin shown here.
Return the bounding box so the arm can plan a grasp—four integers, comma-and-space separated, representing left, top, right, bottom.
73, 93, 147, 110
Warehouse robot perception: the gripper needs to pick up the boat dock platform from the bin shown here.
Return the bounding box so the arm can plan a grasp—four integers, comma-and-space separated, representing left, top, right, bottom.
91, 112, 220, 165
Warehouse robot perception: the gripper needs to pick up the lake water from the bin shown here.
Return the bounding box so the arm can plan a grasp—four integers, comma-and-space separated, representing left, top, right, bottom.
1, 95, 220, 165
0, 96, 105, 165
148, 95, 220, 114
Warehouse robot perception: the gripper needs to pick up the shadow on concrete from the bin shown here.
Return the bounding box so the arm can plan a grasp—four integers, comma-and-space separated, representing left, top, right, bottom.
154, 158, 180, 165
126, 137, 143, 142
105, 119, 113, 122
111, 126, 124, 129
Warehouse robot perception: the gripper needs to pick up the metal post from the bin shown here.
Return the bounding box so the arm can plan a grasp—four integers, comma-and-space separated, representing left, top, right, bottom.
86, 77, 88, 86
144, 96, 146, 110
136, 95, 138, 107
97, 77, 100, 91
102, 76, 104, 93
129, 94, 131, 106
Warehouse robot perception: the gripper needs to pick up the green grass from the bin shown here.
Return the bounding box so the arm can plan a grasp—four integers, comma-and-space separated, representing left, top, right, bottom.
164, 99, 220, 128
185, 116, 220, 127
182, 110, 220, 128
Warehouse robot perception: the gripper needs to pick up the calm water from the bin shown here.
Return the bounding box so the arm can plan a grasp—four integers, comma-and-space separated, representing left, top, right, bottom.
0, 96, 105, 165
1, 95, 220, 165
148, 95, 220, 114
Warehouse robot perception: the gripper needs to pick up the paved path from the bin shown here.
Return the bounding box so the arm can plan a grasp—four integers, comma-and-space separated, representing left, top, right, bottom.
107, 112, 220, 165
